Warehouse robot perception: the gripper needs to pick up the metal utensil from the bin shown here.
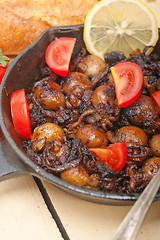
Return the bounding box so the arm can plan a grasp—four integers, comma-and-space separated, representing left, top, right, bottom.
111, 169, 160, 240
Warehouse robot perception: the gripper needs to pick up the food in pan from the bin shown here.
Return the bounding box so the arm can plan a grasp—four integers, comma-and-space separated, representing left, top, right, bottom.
10, 0, 160, 194
10, 42, 160, 194
11, 89, 31, 139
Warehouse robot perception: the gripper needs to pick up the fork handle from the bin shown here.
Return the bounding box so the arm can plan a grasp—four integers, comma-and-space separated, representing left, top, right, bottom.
110, 169, 160, 240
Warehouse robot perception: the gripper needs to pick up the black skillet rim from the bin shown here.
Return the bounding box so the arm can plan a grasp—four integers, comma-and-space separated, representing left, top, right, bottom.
0, 24, 160, 205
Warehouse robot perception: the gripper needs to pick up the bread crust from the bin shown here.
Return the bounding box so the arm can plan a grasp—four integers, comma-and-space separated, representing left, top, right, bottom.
0, 0, 98, 55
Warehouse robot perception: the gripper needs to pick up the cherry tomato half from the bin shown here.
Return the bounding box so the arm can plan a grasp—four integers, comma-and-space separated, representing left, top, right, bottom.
111, 62, 143, 108
11, 89, 31, 139
152, 90, 160, 114
0, 50, 11, 84
89, 142, 127, 172
45, 37, 76, 77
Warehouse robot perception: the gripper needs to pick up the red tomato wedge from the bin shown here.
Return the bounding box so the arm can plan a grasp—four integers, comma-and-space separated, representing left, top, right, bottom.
11, 89, 31, 139
152, 90, 160, 114
89, 142, 127, 172
111, 62, 143, 108
45, 37, 76, 77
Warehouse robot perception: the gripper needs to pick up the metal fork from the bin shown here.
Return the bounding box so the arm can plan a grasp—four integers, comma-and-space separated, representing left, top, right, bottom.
110, 169, 160, 240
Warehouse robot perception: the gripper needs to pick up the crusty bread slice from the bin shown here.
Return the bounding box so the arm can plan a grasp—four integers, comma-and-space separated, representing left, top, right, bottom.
0, 0, 99, 55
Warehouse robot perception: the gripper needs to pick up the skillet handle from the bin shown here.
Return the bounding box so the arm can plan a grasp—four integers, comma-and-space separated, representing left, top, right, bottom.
0, 128, 34, 182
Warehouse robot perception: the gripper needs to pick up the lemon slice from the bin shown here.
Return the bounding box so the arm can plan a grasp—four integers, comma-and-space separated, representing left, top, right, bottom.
83, 0, 159, 59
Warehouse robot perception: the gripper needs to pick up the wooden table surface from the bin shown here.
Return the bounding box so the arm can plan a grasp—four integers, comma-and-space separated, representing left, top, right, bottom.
0, 1, 160, 239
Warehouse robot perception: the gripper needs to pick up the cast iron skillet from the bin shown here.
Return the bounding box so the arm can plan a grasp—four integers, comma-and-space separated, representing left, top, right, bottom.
0, 24, 160, 205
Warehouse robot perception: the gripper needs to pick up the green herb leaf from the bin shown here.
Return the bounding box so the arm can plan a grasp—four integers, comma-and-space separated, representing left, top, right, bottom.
0, 49, 11, 67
